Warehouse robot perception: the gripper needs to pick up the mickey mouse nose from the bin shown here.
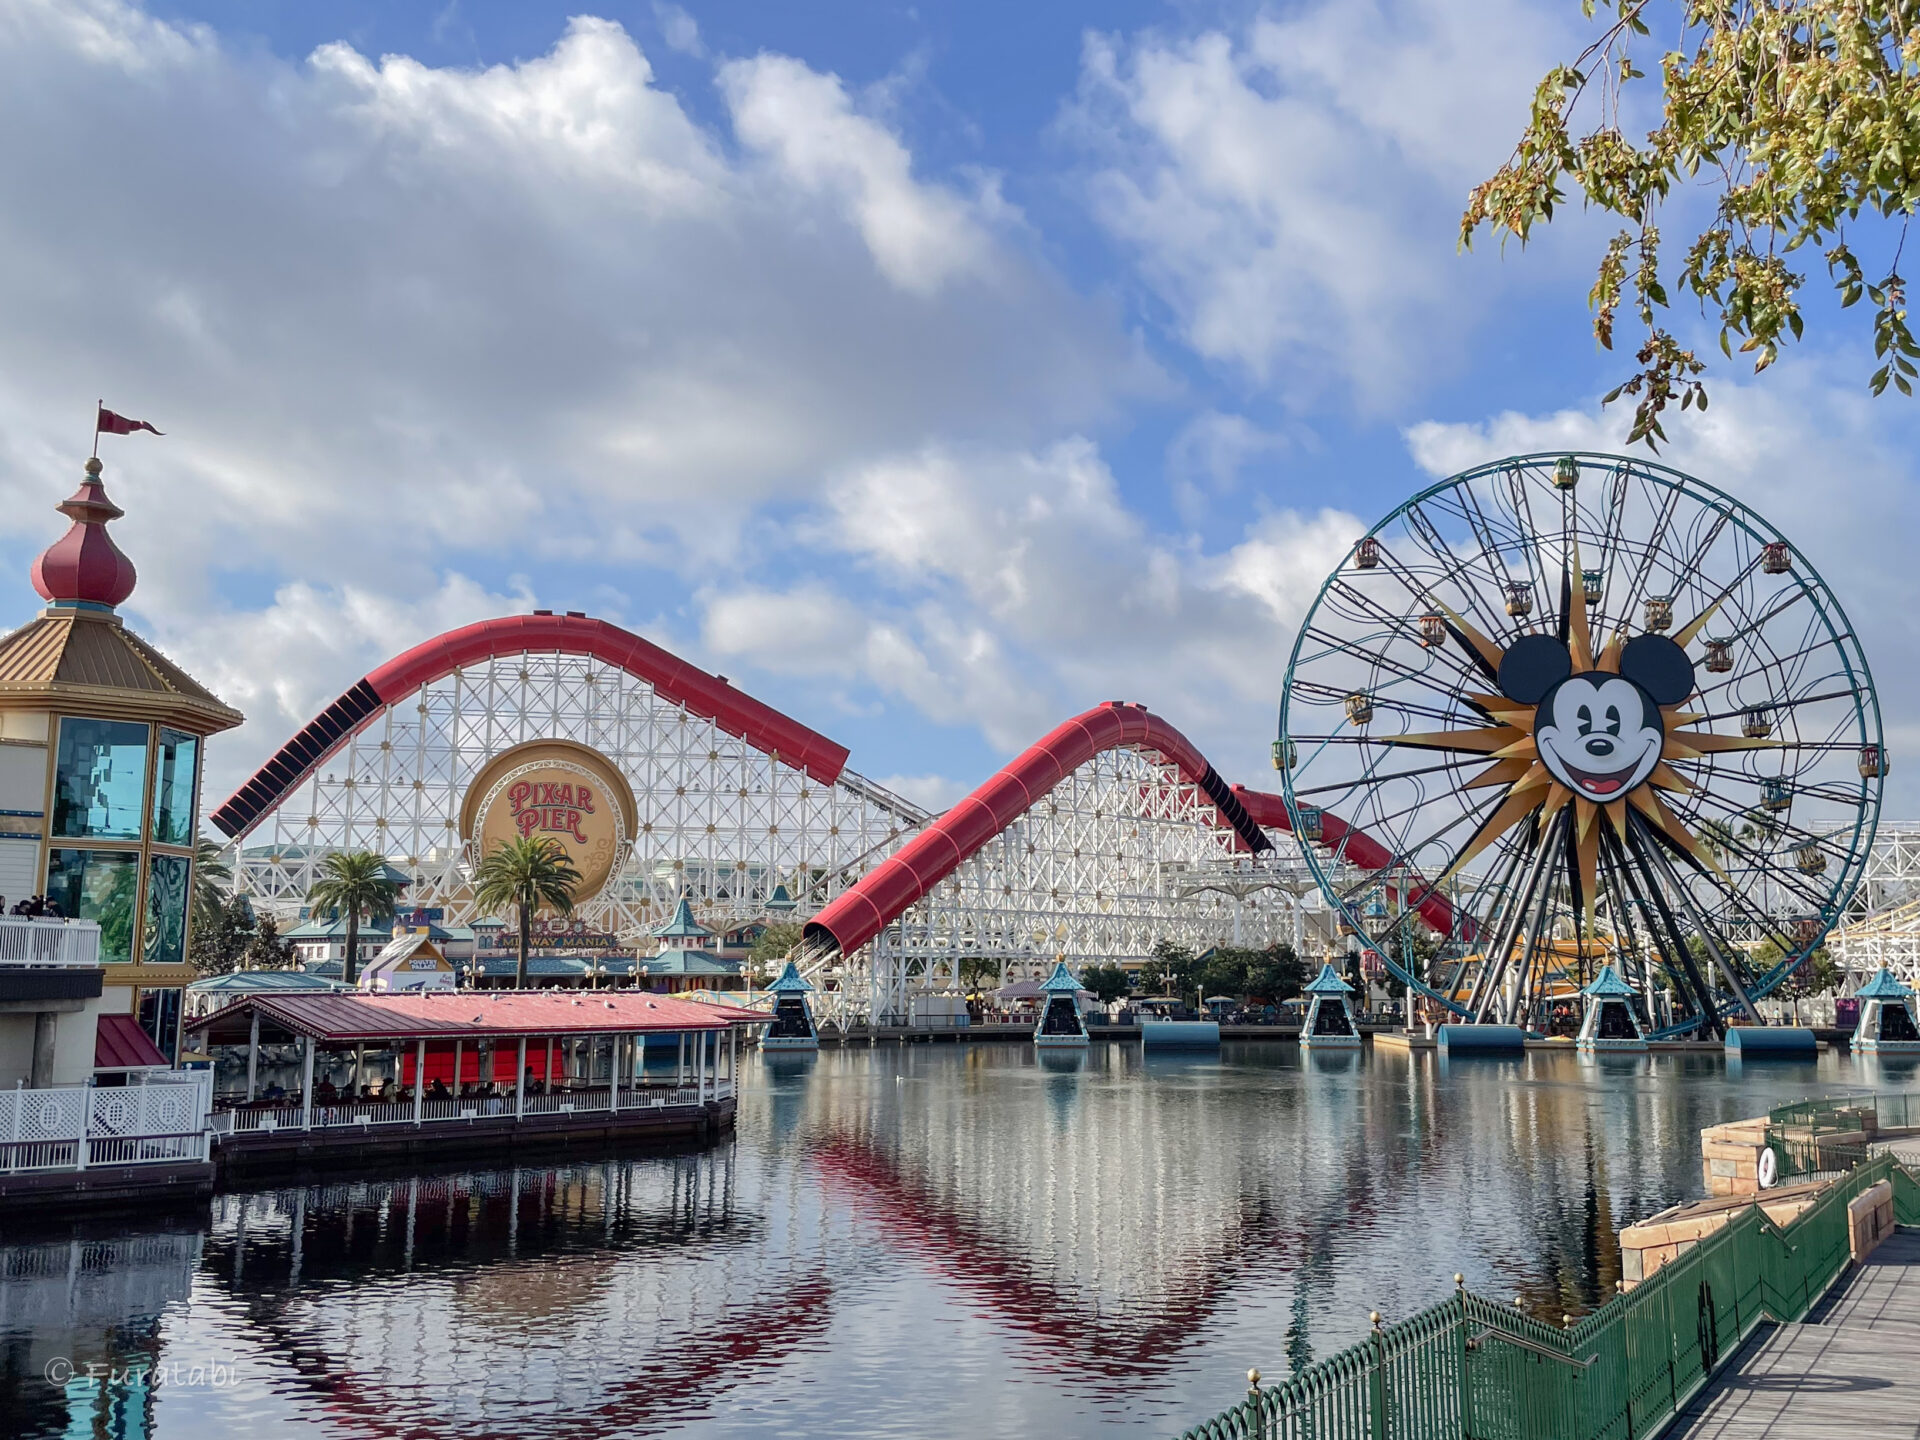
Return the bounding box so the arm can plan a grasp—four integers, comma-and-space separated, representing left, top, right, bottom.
1586, 737, 1615, 756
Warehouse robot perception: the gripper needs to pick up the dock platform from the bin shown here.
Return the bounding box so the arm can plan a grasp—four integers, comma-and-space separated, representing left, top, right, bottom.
1669, 1230, 1920, 1438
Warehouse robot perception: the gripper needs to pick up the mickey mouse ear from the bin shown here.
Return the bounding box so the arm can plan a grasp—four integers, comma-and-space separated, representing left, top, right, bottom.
1497, 634, 1572, 705
1619, 634, 1695, 706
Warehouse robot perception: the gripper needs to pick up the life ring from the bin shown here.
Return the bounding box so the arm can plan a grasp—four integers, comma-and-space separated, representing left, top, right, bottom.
1757, 1146, 1779, 1190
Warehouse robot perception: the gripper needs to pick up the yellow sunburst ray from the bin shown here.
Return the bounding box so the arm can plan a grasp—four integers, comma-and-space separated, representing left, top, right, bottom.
1596, 633, 1624, 674
1432, 602, 1507, 676
1492, 734, 1540, 760
1603, 799, 1628, 834
1627, 786, 1727, 878
1568, 537, 1595, 672
1440, 789, 1544, 880
1674, 596, 1724, 648
1539, 781, 1574, 824
1574, 818, 1603, 935
1576, 795, 1597, 842
1464, 757, 1535, 790
1648, 761, 1695, 793
1387, 727, 1526, 754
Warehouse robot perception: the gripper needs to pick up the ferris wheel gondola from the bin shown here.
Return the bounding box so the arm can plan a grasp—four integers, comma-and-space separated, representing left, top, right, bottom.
1278, 452, 1884, 1038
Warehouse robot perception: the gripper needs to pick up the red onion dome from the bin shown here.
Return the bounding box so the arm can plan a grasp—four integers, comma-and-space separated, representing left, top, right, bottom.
31, 457, 137, 608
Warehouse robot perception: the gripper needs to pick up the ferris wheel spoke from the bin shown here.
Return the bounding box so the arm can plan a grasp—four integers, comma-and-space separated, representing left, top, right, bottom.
1404, 503, 1513, 641
1282, 450, 1882, 1033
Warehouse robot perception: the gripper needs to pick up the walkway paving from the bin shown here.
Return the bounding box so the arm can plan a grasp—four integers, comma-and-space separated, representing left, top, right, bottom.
1669, 1230, 1920, 1438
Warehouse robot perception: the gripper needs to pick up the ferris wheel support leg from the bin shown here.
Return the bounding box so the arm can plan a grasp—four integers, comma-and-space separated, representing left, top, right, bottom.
1632, 817, 1764, 1026
1502, 821, 1568, 1026
1469, 824, 1559, 1023
1613, 821, 1725, 1038
1465, 833, 1543, 1018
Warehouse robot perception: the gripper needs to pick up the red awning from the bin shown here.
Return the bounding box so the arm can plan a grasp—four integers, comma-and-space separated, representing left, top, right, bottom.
95, 1013, 169, 1069
186, 989, 759, 1047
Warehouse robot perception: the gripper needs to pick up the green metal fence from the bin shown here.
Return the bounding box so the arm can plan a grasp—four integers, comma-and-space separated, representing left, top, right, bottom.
1176, 1155, 1920, 1440
1764, 1088, 1920, 1180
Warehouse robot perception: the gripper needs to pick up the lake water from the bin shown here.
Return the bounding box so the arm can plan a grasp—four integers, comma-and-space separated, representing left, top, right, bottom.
2, 1041, 1910, 1439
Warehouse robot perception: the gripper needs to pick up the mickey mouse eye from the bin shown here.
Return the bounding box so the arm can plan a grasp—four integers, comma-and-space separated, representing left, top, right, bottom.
1605, 704, 1621, 736
1576, 704, 1593, 735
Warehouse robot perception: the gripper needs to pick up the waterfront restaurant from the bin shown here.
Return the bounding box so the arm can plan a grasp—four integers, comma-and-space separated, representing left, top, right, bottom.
185, 989, 759, 1171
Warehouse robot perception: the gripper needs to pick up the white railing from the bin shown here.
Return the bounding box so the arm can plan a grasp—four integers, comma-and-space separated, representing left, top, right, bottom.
0, 1070, 212, 1173
211, 1081, 725, 1136
0, 918, 101, 967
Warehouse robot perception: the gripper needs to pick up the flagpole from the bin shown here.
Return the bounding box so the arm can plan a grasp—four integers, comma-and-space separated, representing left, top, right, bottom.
91, 399, 101, 461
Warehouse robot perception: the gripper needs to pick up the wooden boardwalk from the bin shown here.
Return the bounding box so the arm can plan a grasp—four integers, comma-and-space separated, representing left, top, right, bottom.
1668, 1230, 1920, 1438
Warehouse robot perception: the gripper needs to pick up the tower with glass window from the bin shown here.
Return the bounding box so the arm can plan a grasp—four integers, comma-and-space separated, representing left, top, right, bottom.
0, 458, 242, 1063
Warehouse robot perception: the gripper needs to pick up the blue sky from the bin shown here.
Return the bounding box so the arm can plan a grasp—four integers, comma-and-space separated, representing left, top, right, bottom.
2, 0, 1918, 816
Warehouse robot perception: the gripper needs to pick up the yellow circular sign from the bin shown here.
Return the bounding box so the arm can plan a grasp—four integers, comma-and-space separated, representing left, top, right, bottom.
459, 740, 636, 903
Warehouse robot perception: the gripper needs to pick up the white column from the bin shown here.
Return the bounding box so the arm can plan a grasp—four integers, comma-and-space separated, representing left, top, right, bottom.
729, 1025, 737, 1096
699, 1030, 710, 1103
245, 1010, 260, 1101
515, 1037, 527, 1119
300, 1036, 315, 1131
452, 1039, 463, 1098
545, 1036, 555, 1092
635, 1031, 646, 1099
412, 1039, 426, 1125
677, 1032, 686, 1086
610, 1035, 621, 1113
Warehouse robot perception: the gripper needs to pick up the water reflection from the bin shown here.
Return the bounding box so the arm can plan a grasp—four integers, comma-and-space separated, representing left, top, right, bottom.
0, 1043, 1876, 1437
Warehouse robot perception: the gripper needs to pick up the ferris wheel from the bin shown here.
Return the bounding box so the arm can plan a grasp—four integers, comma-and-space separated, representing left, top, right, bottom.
1278, 452, 1885, 1037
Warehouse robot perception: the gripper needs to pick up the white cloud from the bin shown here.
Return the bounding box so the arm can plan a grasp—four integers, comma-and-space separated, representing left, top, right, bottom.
872, 773, 967, 812
145, 571, 537, 803
0, 2, 1142, 602
652, 2, 703, 58
1065, 0, 1570, 402
703, 438, 1364, 772
1403, 370, 1920, 813
719, 52, 996, 295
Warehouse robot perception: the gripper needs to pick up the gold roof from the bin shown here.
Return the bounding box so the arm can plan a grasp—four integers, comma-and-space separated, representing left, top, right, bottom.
0, 607, 242, 734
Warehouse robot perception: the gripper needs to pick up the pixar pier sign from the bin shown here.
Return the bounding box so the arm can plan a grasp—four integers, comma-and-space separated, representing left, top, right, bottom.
506, 778, 599, 844
461, 740, 636, 903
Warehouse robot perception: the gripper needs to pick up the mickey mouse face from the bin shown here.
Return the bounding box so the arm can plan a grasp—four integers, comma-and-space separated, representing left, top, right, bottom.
1495, 631, 1696, 805
1536, 675, 1663, 800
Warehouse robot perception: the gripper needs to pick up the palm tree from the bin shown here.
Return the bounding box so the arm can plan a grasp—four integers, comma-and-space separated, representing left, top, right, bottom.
306, 851, 402, 987
472, 836, 582, 990
192, 836, 232, 932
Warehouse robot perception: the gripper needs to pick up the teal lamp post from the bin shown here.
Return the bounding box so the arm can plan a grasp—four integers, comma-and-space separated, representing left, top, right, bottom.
762, 959, 819, 1051
1033, 960, 1091, 1049
1852, 968, 1920, 1054
1299, 963, 1360, 1049
1576, 965, 1647, 1052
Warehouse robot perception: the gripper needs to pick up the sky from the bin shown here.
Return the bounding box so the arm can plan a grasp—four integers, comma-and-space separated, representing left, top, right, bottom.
2, 0, 1919, 820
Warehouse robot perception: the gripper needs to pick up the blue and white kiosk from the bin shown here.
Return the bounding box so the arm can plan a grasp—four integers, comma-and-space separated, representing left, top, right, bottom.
762, 959, 820, 1051
1299, 963, 1360, 1049
1852, 967, 1920, 1054
1034, 961, 1091, 1049
1576, 964, 1647, 1052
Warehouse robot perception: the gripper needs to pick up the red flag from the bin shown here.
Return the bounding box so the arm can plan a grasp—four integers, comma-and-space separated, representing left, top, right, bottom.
96, 406, 161, 437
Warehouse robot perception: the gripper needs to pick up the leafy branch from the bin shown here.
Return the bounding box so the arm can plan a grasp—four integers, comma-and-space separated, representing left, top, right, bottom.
1463, 0, 1920, 447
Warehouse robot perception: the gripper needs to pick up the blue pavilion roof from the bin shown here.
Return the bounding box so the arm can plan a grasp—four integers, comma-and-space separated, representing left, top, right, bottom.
768, 959, 813, 993
1040, 960, 1084, 993
1855, 967, 1914, 1000
643, 947, 741, 978
188, 969, 342, 993
1582, 964, 1637, 999
652, 895, 712, 940
1304, 962, 1353, 995
765, 884, 797, 912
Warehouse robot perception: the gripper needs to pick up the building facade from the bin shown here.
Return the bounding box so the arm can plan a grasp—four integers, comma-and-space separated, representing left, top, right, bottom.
0, 456, 240, 1080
